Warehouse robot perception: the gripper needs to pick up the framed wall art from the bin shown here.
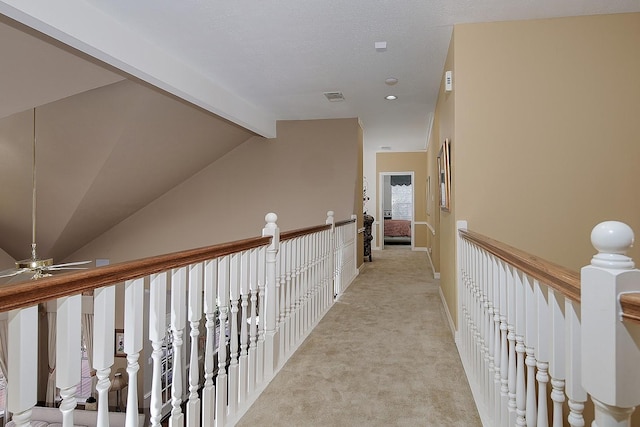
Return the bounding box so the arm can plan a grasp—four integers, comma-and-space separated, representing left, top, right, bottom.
438, 138, 451, 212
115, 329, 126, 357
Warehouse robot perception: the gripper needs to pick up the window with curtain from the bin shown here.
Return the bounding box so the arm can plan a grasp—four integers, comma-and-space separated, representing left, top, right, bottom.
76, 342, 93, 400
0, 371, 6, 420
161, 325, 175, 405
391, 184, 412, 220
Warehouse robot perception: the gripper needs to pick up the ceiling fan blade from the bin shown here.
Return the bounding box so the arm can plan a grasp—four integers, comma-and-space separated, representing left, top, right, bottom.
47, 267, 89, 271
50, 260, 92, 268
0, 268, 26, 278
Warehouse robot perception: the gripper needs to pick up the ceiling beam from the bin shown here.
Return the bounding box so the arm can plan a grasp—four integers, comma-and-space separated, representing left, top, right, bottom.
0, 0, 276, 138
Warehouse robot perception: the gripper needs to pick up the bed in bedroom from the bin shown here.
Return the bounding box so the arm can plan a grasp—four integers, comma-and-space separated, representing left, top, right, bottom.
383, 219, 411, 245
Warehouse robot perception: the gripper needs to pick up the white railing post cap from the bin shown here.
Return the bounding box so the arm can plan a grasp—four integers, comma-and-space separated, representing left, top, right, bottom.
264, 213, 278, 227
326, 211, 334, 226
590, 221, 635, 269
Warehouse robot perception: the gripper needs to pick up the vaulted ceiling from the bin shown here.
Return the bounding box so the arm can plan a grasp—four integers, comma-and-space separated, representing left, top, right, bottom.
0, 1, 639, 265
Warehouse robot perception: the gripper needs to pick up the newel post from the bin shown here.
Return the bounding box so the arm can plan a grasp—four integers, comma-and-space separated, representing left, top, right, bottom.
326, 211, 335, 297
581, 221, 640, 427
262, 213, 280, 377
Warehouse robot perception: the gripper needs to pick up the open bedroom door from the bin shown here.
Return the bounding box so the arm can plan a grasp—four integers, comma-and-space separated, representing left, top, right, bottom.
379, 172, 414, 250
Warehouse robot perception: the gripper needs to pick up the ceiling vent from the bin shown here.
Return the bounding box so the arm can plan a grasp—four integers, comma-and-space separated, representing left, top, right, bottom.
324, 91, 345, 102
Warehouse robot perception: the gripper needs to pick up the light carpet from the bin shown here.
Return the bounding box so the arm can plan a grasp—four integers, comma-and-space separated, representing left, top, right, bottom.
237, 248, 481, 426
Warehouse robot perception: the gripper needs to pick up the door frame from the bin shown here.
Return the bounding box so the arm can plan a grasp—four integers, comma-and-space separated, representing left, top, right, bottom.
378, 171, 415, 250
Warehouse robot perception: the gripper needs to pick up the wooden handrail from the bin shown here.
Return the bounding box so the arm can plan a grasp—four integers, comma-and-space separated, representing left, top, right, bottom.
335, 218, 356, 227
620, 293, 640, 324
0, 235, 271, 312
459, 229, 581, 302
280, 224, 332, 241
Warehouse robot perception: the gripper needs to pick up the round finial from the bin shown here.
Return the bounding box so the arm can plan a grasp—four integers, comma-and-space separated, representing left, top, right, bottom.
590, 221, 635, 269
327, 210, 334, 217
265, 212, 278, 224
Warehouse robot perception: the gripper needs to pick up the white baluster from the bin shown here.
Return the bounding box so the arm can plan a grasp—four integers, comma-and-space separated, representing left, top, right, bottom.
276, 243, 285, 363
313, 231, 321, 324
582, 221, 640, 427
262, 213, 279, 378
565, 299, 586, 427
305, 234, 313, 333
57, 295, 81, 426
124, 278, 144, 427
283, 239, 292, 356
498, 261, 509, 427
215, 256, 230, 427
202, 259, 217, 427
256, 246, 266, 384
493, 256, 502, 425
8, 306, 38, 427
93, 285, 115, 427
482, 251, 491, 403
291, 238, 300, 344
247, 251, 258, 394
308, 234, 315, 329
228, 254, 240, 417
187, 263, 203, 427
507, 266, 517, 426
324, 228, 331, 311
239, 251, 250, 404
487, 252, 496, 418
535, 280, 550, 427
514, 272, 527, 427
548, 289, 565, 427
523, 274, 538, 427
170, 268, 187, 427
149, 274, 167, 427
299, 235, 308, 336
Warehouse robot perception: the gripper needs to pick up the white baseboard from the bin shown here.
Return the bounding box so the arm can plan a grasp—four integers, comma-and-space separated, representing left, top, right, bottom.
439, 286, 456, 338
425, 248, 440, 280
456, 342, 492, 427
412, 246, 428, 252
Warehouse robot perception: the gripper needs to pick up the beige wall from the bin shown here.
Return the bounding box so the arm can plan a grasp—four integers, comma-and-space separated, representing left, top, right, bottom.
455, 12, 640, 268
375, 151, 429, 249
0, 248, 14, 270
436, 13, 640, 328
70, 118, 361, 263
434, 34, 457, 326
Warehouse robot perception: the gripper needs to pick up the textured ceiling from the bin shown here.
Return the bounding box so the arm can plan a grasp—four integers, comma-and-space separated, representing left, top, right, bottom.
81, 0, 640, 151
0, 1, 639, 267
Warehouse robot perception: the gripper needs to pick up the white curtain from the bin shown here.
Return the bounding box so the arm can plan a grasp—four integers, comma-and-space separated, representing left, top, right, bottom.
46, 312, 57, 405
0, 316, 8, 420
0, 317, 8, 379
81, 313, 96, 396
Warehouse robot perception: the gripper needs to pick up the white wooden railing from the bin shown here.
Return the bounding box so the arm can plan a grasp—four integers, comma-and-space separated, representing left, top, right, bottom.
0, 210, 358, 427
457, 220, 640, 427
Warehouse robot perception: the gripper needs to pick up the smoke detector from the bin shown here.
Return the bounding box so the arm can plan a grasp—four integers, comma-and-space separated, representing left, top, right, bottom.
324, 91, 345, 102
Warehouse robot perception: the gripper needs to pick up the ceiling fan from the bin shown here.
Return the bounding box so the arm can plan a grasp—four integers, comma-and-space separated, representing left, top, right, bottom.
0, 108, 91, 281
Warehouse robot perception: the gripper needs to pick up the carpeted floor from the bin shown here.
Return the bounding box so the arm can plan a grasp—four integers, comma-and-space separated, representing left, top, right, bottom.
237, 248, 481, 426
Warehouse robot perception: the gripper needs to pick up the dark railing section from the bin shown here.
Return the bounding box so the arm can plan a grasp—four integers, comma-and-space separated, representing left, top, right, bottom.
280, 224, 331, 242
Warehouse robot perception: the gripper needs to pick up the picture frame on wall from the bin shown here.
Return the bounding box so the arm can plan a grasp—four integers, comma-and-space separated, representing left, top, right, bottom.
115, 329, 126, 357
438, 138, 451, 212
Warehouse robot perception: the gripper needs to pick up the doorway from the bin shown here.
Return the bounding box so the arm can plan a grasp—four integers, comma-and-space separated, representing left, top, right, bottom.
379, 172, 414, 249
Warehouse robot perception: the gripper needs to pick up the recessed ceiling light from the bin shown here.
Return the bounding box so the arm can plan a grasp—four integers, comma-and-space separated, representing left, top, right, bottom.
375, 41, 387, 52
385, 95, 397, 100
385, 77, 398, 86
